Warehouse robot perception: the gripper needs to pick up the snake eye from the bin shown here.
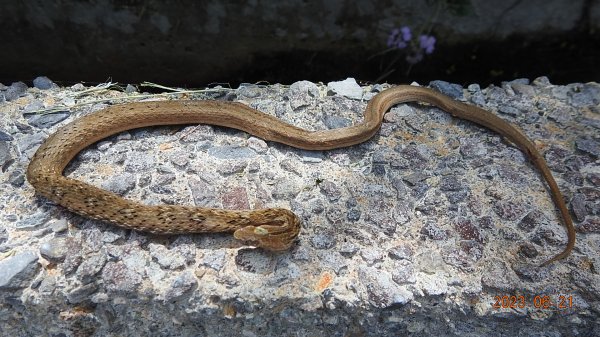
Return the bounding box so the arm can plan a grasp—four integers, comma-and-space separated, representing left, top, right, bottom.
253, 227, 269, 236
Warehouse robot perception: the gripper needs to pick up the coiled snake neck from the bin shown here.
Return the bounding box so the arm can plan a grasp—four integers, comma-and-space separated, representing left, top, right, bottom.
26, 85, 575, 265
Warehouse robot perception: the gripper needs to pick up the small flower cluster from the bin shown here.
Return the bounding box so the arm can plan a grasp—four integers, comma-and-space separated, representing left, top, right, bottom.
387, 26, 436, 65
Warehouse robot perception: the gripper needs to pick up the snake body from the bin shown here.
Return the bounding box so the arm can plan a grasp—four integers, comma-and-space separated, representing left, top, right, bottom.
27, 85, 575, 265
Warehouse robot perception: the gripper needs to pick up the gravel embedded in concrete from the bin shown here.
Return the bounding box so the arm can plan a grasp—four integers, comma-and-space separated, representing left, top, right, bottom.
0, 79, 598, 336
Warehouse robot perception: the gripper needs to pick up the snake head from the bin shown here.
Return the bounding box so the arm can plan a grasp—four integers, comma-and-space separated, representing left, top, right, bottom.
233, 209, 300, 251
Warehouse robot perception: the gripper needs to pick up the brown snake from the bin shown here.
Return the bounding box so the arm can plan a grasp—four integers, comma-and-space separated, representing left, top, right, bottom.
26, 85, 575, 265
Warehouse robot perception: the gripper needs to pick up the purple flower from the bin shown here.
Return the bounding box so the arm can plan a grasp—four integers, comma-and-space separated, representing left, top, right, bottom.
387, 28, 400, 48
400, 26, 411, 42
419, 35, 436, 54
396, 41, 407, 49
387, 26, 412, 49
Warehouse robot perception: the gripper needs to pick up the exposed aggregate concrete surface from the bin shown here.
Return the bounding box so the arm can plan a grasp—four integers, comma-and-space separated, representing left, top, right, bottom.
0, 77, 599, 336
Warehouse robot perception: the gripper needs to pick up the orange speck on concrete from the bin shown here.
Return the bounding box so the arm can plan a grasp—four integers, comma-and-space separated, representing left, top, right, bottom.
314, 271, 334, 293
159, 142, 173, 151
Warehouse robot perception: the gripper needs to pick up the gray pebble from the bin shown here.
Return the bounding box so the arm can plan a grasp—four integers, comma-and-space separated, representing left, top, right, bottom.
67, 282, 99, 304
358, 266, 413, 308
513, 263, 548, 283
429, 80, 463, 99
208, 146, 256, 159
317, 251, 347, 274
8, 169, 24, 186
280, 158, 302, 175
398, 145, 430, 170
339, 242, 358, 257
125, 84, 137, 93
247, 161, 260, 173
307, 199, 325, 214
454, 218, 483, 242
61, 239, 83, 275
169, 151, 189, 168
493, 200, 527, 221
78, 149, 101, 163
345, 198, 358, 208
32, 76, 55, 90
391, 261, 416, 284
124, 155, 156, 172
149, 173, 176, 194
327, 78, 363, 99
470, 91, 487, 106
76, 253, 107, 283
102, 230, 123, 243
164, 271, 197, 301
101, 173, 136, 195
518, 210, 547, 231
0, 130, 13, 141
533, 76, 551, 86
371, 164, 385, 176
26, 112, 70, 129
298, 150, 324, 163
189, 177, 217, 207
459, 138, 488, 158
247, 137, 268, 153
310, 231, 336, 250
372, 149, 391, 163
439, 175, 463, 191
70, 83, 85, 91
517, 242, 540, 259
346, 208, 361, 222
325, 206, 344, 224
467, 83, 481, 92
39, 237, 68, 262
388, 244, 413, 260
445, 242, 484, 271
91, 292, 109, 304
15, 211, 51, 230
238, 84, 261, 98
569, 84, 600, 108
510, 83, 535, 96
200, 249, 227, 271
268, 260, 302, 286
323, 115, 351, 129
218, 161, 247, 175
101, 261, 143, 294
420, 221, 449, 240
570, 193, 588, 221
291, 246, 311, 261
179, 125, 214, 143
0, 228, 7, 246
402, 172, 428, 186
0, 251, 40, 289
271, 179, 301, 200
37, 275, 56, 294
498, 105, 519, 117
4, 82, 28, 101
551, 86, 569, 101
505, 78, 530, 86
481, 263, 517, 291
148, 243, 193, 270
18, 133, 47, 154
235, 248, 273, 274
319, 180, 341, 201
366, 199, 397, 236
152, 161, 174, 175
288, 80, 319, 109
575, 137, 599, 157
360, 248, 384, 265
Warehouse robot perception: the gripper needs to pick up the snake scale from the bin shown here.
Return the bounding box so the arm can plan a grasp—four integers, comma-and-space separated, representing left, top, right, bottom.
26, 85, 575, 265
